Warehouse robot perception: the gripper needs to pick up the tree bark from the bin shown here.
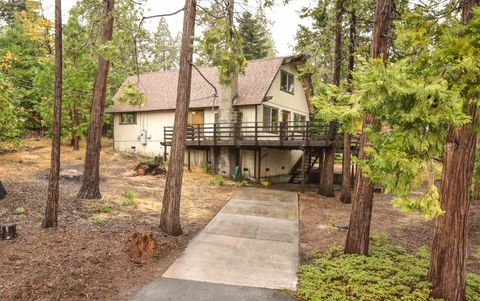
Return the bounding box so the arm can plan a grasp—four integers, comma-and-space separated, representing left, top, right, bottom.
77, 0, 114, 199
0, 181, 7, 200
217, 0, 238, 177
428, 2, 478, 300
319, 142, 335, 196
340, 10, 356, 204
345, 0, 392, 255
43, 0, 62, 229
340, 132, 352, 203
160, 0, 197, 236
72, 104, 80, 151
319, 0, 344, 197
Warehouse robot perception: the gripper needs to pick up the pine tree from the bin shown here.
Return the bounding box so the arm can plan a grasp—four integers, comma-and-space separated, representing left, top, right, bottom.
237, 10, 274, 60
344, 0, 393, 256
255, 2, 276, 57
318, 0, 344, 198
160, 0, 197, 236
151, 17, 179, 71
43, 0, 62, 229
77, 0, 115, 199
428, 1, 480, 299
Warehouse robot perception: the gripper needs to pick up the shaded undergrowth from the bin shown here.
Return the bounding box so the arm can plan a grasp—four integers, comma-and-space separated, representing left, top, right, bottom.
297, 236, 480, 301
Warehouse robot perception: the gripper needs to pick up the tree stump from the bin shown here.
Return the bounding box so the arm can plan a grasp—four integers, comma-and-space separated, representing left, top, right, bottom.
127, 232, 157, 261
0, 181, 6, 200
2, 224, 17, 240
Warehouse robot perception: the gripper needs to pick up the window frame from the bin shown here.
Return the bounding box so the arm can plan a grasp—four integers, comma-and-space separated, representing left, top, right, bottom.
293, 113, 306, 125
280, 70, 295, 95
119, 112, 137, 125
263, 105, 279, 132
293, 113, 307, 131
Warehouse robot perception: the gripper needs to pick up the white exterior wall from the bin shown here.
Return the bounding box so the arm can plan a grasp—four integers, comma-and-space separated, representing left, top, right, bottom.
113, 111, 174, 157
260, 64, 310, 123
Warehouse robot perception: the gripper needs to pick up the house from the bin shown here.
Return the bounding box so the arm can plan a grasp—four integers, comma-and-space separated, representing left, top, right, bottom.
106, 55, 334, 183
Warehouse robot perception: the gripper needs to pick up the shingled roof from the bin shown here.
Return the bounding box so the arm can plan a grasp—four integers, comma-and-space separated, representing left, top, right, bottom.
106, 55, 306, 113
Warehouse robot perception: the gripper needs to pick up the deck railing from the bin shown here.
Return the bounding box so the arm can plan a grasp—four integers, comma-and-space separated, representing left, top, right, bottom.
163, 121, 335, 147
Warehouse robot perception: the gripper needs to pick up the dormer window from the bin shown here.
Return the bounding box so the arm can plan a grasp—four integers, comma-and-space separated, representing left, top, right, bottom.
280, 70, 294, 94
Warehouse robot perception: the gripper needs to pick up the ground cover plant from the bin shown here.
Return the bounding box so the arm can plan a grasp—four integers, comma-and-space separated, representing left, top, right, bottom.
297, 237, 480, 301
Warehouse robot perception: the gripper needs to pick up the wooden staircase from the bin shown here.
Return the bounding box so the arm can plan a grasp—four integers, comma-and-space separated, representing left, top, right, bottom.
289, 152, 318, 184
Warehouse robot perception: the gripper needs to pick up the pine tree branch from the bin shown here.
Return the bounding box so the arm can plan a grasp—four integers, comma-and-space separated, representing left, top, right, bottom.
141, 6, 185, 21
190, 62, 218, 98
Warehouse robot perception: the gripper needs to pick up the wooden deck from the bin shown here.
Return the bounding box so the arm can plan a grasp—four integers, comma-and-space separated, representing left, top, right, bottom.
162, 121, 335, 149
162, 121, 359, 191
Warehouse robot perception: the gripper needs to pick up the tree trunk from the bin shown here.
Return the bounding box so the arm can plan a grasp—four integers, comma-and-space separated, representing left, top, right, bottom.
72, 104, 80, 151
43, 0, 62, 229
0, 181, 7, 200
77, 0, 114, 199
340, 10, 356, 204
217, 0, 238, 177
345, 0, 392, 255
160, 0, 197, 236
319, 142, 335, 197
340, 133, 352, 203
428, 2, 478, 300
319, 0, 344, 197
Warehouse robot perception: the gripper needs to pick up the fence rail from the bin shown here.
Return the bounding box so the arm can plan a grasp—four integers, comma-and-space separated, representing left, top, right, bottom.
163, 121, 336, 147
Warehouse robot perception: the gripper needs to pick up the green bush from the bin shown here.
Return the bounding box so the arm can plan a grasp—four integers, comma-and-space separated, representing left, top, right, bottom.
235, 179, 251, 187
210, 175, 225, 186
370, 232, 389, 247
297, 244, 480, 301
89, 214, 104, 225
15, 207, 25, 215
122, 190, 138, 209
84, 203, 113, 213
201, 162, 213, 174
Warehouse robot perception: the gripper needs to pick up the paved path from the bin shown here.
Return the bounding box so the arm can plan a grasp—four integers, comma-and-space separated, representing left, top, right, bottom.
163, 187, 299, 289
130, 187, 299, 300
130, 278, 295, 301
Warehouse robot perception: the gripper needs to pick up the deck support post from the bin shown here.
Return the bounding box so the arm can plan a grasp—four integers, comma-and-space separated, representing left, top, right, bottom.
258, 148, 262, 184
187, 148, 191, 172
301, 148, 306, 193
254, 149, 258, 184
237, 148, 242, 179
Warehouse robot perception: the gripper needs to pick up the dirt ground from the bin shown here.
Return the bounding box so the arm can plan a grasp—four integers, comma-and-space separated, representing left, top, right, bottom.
0, 138, 238, 301
2, 138, 480, 300
299, 188, 480, 274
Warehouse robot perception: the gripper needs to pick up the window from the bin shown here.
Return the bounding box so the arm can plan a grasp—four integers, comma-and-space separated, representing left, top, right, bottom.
233, 110, 243, 123
263, 106, 279, 132
120, 112, 136, 125
280, 70, 294, 94
294, 113, 306, 125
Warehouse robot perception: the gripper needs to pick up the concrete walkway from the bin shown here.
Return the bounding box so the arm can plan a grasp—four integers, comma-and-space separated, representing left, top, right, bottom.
162, 187, 299, 290
130, 278, 295, 301
129, 188, 299, 300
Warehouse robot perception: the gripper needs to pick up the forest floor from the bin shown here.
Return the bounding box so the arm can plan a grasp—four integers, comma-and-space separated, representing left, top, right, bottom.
2, 138, 480, 300
299, 189, 480, 274
0, 138, 238, 301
